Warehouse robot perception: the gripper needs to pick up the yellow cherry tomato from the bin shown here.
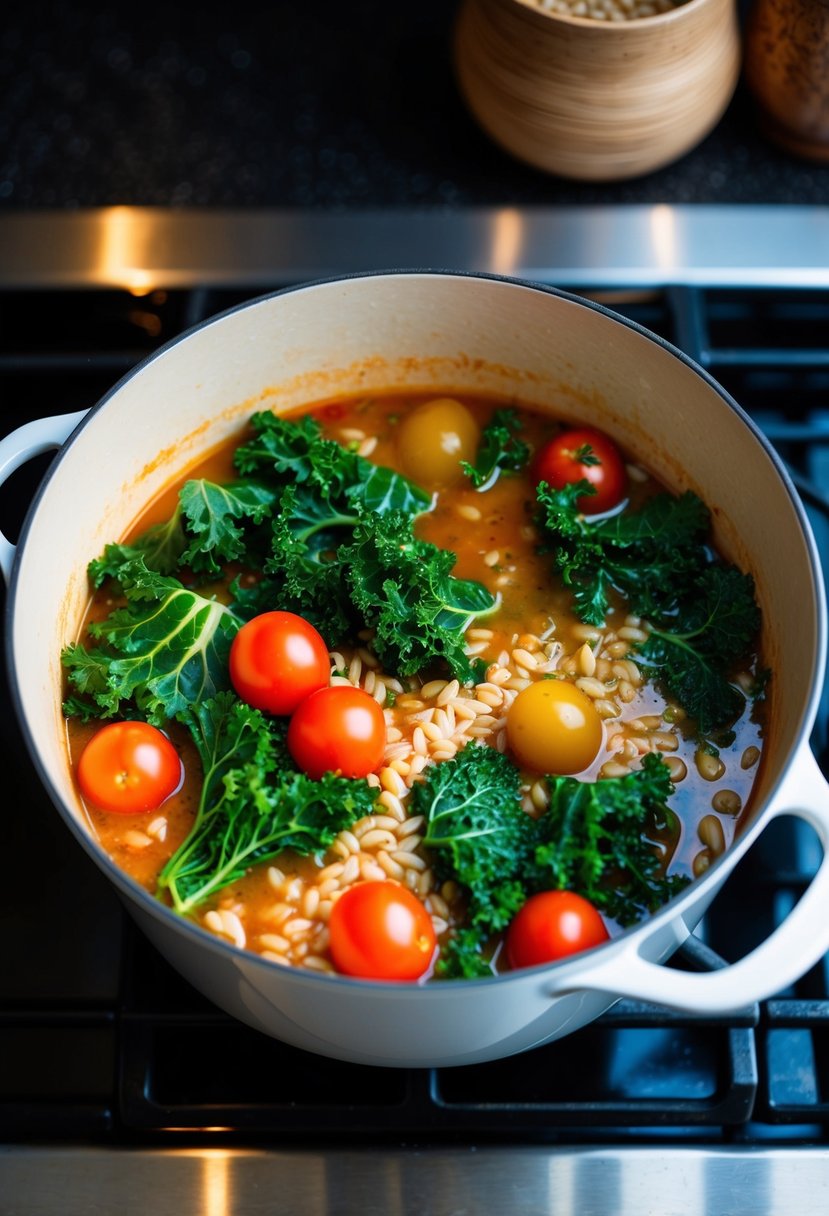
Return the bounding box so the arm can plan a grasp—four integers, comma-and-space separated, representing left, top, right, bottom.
506, 679, 603, 775
397, 397, 480, 488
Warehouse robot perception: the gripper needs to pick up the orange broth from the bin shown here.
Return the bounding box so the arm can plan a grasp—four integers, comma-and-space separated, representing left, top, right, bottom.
65, 392, 767, 974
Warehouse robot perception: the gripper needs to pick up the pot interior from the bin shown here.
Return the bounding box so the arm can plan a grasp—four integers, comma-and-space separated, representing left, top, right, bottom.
9, 272, 823, 875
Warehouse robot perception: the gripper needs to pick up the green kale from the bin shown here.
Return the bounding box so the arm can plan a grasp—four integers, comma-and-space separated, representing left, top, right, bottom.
637, 566, 760, 737
413, 746, 690, 978
536, 480, 710, 624
62, 556, 240, 724
414, 744, 536, 978
88, 479, 277, 581
73, 412, 495, 704
232, 495, 497, 680
338, 510, 497, 683
234, 410, 431, 518
91, 411, 429, 587
535, 480, 761, 735
177, 479, 278, 575
231, 506, 357, 644
462, 407, 530, 488
157, 692, 375, 913
535, 753, 690, 927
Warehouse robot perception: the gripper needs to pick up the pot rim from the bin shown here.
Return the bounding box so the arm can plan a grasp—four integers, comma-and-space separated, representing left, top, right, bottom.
5, 267, 826, 993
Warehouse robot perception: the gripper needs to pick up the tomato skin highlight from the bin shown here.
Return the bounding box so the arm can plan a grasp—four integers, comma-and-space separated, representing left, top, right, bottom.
532, 426, 627, 515
77, 721, 182, 815
287, 685, 386, 779
506, 679, 603, 775
506, 890, 609, 969
229, 611, 330, 716
328, 881, 437, 980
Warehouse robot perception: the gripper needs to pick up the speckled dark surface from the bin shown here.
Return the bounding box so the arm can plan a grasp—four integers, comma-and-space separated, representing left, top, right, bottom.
1, 0, 827, 209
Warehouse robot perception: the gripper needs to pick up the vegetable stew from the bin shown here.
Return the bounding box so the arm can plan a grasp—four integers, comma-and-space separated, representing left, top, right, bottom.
62, 392, 767, 980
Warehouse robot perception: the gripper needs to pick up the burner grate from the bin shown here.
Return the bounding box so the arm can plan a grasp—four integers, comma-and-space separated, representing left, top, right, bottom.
113, 926, 758, 1140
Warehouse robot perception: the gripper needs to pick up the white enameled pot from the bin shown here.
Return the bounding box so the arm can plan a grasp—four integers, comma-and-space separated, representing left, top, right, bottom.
3, 272, 829, 1068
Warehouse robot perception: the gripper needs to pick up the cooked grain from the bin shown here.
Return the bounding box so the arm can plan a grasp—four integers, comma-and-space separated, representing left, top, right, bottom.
123, 829, 152, 849
458, 503, 483, 523
696, 749, 726, 782
741, 746, 761, 770
712, 789, 742, 816
698, 814, 726, 856
664, 756, 688, 782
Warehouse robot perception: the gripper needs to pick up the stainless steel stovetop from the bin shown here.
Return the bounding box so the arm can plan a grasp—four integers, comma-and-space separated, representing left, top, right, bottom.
2, 204, 829, 1216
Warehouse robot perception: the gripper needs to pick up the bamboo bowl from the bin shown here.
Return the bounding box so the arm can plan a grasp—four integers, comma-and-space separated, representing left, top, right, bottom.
454, 0, 741, 181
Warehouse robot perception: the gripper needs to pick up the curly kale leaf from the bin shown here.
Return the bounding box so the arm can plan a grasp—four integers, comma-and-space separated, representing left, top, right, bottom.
233, 501, 496, 682
637, 566, 760, 737
535, 480, 761, 734
536, 753, 689, 927
62, 556, 240, 724
231, 508, 356, 643
536, 481, 711, 624
91, 412, 429, 587
412, 747, 690, 977
177, 479, 278, 574
88, 480, 277, 582
413, 744, 535, 978
462, 407, 530, 489
234, 410, 431, 518
339, 510, 497, 683
157, 692, 375, 913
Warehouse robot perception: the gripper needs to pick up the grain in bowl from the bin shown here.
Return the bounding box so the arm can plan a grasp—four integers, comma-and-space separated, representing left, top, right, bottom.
62, 391, 767, 981
529, 0, 680, 20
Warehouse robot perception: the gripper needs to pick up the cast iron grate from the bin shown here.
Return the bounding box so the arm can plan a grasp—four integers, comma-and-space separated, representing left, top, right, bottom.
1, 281, 829, 1144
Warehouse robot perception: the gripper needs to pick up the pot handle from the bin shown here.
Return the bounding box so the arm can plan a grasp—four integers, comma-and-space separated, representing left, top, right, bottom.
550, 743, 829, 1012
0, 410, 88, 582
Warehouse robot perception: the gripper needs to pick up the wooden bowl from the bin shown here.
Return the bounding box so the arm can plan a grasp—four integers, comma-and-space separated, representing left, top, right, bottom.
454, 0, 742, 181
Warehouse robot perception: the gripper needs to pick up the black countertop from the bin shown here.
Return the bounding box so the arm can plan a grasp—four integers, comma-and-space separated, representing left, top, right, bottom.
1, 0, 828, 211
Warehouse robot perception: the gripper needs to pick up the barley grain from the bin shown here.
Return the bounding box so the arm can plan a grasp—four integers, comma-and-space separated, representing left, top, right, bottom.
123, 830, 152, 849
259, 933, 290, 953
577, 642, 597, 677
457, 503, 482, 521
741, 746, 761, 770
282, 917, 315, 937
437, 679, 461, 706
205, 909, 246, 949
650, 730, 679, 752
378, 850, 405, 880
696, 750, 726, 782
712, 789, 742, 816
698, 814, 726, 856
600, 760, 632, 778
664, 756, 688, 782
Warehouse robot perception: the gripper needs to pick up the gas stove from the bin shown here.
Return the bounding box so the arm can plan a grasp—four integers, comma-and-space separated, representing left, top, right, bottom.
1, 205, 829, 1214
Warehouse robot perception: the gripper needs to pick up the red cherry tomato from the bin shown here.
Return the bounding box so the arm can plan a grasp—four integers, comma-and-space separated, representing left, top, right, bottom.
77, 721, 182, 815
287, 685, 386, 779
505, 890, 609, 969
229, 611, 330, 716
532, 426, 627, 515
328, 881, 437, 980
